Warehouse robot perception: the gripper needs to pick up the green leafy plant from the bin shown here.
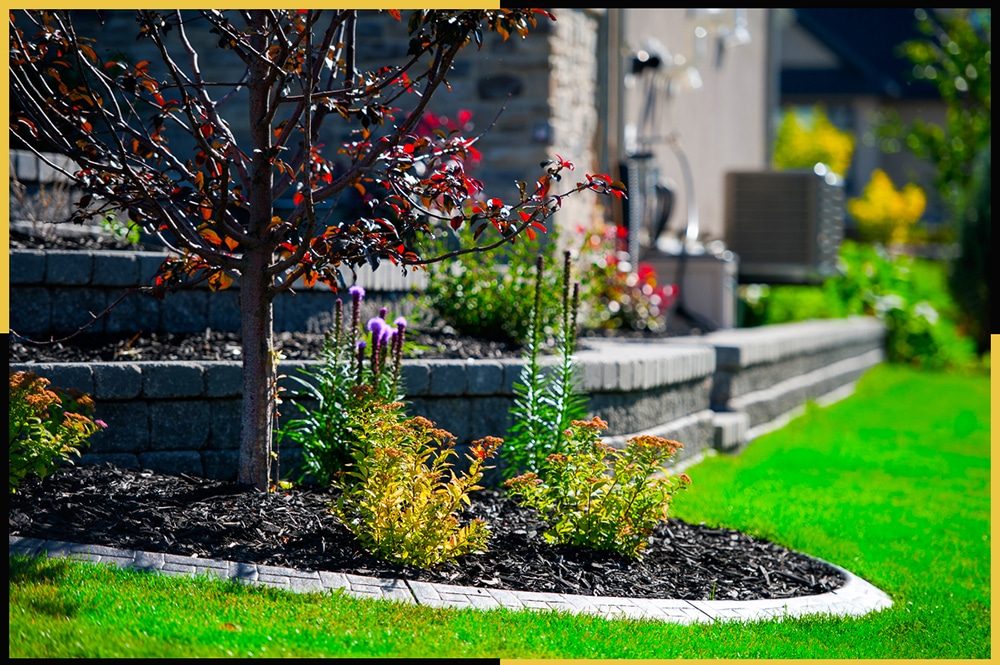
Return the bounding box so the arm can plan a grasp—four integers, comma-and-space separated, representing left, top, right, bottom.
504, 416, 691, 557
873, 9, 990, 355
422, 230, 561, 347
738, 240, 982, 372
9, 371, 105, 493
947, 140, 989, 355
278, 285, 409, 485
331, 387, 502, 568
503, 251, 588, 477
99, 212, 142, 245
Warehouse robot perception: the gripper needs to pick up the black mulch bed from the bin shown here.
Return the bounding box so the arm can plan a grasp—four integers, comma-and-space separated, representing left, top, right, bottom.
9, 463, 846, 601
8, 329, 522, 363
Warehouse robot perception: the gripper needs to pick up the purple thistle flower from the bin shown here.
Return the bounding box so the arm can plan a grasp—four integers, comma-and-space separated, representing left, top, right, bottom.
367, 317, 393, 347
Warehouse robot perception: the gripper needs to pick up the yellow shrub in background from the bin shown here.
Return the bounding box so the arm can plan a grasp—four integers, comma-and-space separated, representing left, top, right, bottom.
847, 168, 927, 245
772, 105, 855, 178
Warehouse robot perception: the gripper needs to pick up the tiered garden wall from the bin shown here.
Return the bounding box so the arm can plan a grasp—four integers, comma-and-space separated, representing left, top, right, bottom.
9, 248, 887, 486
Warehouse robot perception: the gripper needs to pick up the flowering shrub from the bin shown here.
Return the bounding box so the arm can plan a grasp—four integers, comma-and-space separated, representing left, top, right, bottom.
331, 387, 502, 568
278, 285, 409, 485
847, 168, 927, 245
504, 416, 691, 557
577, 221, 677, 332
412, 110, 479, 168
772, 105, 855, 178
9, 371, 105, 493
834, 241, 978, 371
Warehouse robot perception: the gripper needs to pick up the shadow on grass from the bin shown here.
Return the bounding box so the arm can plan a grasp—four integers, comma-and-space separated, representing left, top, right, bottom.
9, 554, 81, 618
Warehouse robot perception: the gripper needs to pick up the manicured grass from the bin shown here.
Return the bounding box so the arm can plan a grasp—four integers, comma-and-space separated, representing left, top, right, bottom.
9, 363, 991, 658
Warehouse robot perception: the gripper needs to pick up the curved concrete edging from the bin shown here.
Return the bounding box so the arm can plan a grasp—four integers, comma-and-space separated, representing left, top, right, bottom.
9, 535, 892, 624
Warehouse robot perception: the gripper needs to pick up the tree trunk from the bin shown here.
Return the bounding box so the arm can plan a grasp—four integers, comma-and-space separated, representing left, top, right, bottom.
237, 256, 275, 490
238, 10, 277, 490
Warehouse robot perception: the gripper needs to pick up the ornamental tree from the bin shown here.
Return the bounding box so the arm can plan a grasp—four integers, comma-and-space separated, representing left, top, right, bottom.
9, 9, 625, 490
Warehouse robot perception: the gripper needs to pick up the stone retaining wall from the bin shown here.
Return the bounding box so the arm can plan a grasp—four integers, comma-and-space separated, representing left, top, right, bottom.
10, 249, 425, 336
10, 317, 886, 487
667, 317, 887, 450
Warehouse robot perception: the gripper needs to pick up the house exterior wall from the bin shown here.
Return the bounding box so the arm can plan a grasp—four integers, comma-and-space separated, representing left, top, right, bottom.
27, 10, 780, 255
617, 9, 772, 245
355, 8, 604, 245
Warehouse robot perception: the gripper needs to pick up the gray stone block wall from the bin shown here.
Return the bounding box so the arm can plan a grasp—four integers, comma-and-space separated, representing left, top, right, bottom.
10, 340, 718, 485
9, 249, 426, 337
10, 317, 887, 486
665, 317, 887, 408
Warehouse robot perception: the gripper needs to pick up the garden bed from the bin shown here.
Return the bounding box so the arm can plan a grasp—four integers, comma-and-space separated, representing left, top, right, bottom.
8, 229, 884, 607
8, 462, 845, 602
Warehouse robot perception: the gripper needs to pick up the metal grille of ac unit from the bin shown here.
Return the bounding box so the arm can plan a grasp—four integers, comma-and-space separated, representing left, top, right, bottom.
724, 170, 844, 284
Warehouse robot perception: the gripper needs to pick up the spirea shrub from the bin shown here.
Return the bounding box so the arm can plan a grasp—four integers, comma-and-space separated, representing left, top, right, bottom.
331, 387, 502, 568
504, 416, 691, 558
9, 371, 105, 493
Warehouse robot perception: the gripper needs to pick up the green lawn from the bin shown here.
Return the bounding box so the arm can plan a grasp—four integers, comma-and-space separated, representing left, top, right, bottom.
9, 363, 991, 658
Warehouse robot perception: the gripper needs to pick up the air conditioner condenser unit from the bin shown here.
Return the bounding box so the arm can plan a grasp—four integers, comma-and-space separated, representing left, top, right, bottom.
724, 170, 844, 284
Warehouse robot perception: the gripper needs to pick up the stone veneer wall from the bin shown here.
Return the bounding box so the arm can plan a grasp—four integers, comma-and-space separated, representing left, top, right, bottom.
43, 9, 604, 240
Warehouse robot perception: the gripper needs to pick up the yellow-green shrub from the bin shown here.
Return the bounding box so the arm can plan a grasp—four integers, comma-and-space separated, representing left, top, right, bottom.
9, 371, 104, 493
772, 105, 855, 178
504, 416, 691, 558
847, 168, 927, 245
331, 387, 501, 568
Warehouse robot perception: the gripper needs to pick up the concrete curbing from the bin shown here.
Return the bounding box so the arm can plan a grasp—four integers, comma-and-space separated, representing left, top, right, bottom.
9, 535, 893, 624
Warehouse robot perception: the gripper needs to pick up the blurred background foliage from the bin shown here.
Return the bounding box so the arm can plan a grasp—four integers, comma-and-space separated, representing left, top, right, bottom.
758, 9, 990, 368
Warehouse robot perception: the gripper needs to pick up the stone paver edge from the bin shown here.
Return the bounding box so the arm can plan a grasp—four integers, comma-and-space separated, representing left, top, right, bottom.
9, 535, 892, 625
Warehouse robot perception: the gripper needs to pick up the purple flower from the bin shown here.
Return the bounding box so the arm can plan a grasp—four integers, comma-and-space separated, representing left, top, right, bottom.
349, 285, 365, 300
356, 340, 367, 351
367, 317, 393, 346
394, 316, 408, 329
